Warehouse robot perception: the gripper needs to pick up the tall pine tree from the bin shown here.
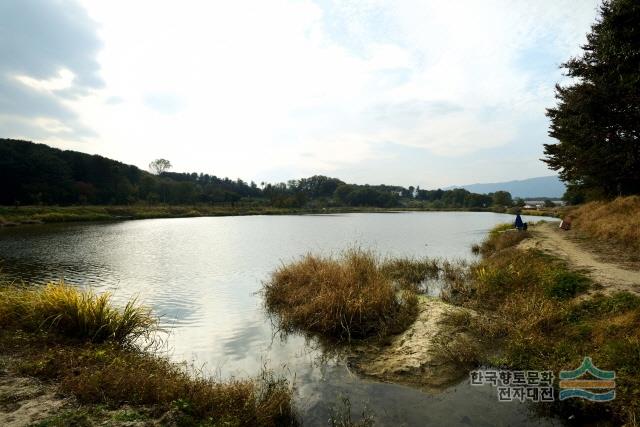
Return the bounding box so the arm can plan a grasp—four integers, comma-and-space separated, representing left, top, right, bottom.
544, 0, 640, 200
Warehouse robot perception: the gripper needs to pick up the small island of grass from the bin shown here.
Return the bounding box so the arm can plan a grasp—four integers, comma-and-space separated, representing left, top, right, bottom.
262, 249, 445, 342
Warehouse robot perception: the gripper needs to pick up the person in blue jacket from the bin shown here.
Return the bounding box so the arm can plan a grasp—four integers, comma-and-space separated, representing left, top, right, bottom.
515, 213, 525, 231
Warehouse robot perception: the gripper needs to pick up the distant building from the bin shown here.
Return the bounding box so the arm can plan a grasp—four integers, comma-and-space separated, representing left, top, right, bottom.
524, 200, 566, 209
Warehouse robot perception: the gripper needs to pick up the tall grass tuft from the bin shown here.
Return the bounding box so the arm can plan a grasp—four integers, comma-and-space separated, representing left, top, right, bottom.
0, 282, 156, 346
568, 195, 640, 251
263, 249, 418, 342
380, 256, 440, 291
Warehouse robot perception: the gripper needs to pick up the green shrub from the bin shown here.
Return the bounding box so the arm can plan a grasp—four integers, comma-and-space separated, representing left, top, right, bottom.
544, 270, 591, 299
475, 223, 530, 256
566, 292, 640, 321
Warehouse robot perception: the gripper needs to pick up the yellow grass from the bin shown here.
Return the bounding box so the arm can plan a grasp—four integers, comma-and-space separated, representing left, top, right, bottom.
0, 282, 155, 345
263, 249, 418, 341
568, 196, 640, 250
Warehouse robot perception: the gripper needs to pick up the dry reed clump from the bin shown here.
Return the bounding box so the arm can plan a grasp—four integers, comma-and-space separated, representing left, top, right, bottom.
438, 260, 473, 304
568, 195, 640, 251
263, 249, 418, 341
0, 282, 155, 346
379, 256, 440, 291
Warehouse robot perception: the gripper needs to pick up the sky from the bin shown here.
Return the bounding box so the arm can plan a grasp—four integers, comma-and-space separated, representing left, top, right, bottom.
0, 0, 602, 188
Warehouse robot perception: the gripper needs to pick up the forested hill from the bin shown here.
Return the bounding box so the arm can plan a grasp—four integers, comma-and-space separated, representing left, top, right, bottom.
1, 138, 518, 209
0, 139, 261, 205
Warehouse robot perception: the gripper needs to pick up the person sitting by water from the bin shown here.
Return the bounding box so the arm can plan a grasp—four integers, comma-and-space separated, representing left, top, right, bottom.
559, 216, 572, 230
515, 213, 525, 231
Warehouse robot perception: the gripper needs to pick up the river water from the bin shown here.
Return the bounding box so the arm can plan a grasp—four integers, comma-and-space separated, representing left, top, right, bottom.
0, 212, 561, 426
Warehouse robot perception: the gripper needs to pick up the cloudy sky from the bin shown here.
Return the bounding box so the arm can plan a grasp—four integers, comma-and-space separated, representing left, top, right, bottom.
0, 0, 601, 188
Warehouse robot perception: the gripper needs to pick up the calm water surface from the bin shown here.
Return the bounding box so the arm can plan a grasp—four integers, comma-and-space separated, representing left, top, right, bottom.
0, 212, 561, 426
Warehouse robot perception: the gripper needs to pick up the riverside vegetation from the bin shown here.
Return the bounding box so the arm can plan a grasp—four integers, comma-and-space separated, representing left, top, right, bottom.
263, 249, 477, 396
442, 219, 640, 425
0, 204, 531, 228
0, 205, 395, 226
0, 282, 297, 426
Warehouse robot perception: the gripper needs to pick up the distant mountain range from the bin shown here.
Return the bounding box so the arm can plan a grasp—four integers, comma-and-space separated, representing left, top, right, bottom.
446, 176, 566, 199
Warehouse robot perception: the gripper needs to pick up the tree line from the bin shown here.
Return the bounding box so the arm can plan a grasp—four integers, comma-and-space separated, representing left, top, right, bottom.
0, 139, 518, 209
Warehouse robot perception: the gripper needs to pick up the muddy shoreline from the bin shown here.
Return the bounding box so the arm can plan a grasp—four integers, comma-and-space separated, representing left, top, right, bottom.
348, 296, 475, 391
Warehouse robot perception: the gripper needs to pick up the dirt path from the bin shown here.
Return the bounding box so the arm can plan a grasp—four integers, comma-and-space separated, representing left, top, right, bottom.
520, 222, 640, 294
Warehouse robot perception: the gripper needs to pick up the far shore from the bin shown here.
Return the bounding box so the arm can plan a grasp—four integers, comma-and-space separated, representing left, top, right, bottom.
0, 204, 560, 228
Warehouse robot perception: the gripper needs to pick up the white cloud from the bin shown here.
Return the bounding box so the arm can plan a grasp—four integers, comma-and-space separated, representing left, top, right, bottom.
6, 0, 601, 186
14, 69, 76, 92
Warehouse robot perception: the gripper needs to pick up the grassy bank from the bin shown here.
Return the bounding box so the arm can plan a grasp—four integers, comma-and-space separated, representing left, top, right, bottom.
566, 195, 640, 252
443, 224, 640, 424
0, 282, 297, 426
0, 204, 556, 228
262, 250, 447, 343
0, 205, 327, 226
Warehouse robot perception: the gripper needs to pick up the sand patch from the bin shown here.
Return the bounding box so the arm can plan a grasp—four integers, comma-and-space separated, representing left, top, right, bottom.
0, 358, 70, 427
349, 297, 475, 390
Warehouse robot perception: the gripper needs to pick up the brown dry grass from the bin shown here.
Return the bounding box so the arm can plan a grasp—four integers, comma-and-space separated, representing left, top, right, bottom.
263, 249, 418, 342
0, 282, 298, 426
568, 195, 640, 251
440, 222, 640, 424
379, 256, 440, 292
1, 334, 297, 427
473, 223, 531, 257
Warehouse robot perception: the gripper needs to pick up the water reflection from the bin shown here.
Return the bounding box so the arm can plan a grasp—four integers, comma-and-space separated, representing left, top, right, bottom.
0, 212, 560, 426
